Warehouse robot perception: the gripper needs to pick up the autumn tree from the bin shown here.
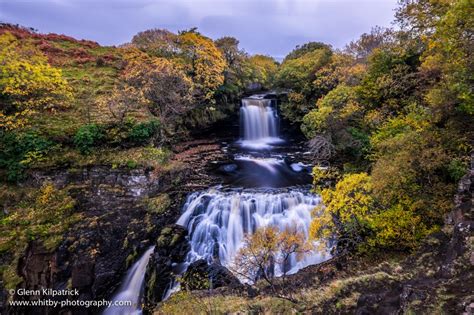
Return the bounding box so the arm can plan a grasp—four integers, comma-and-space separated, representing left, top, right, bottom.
418, 0, 474, 116
124, 57, 194, 140
0, 32, 73, 130
276, 44, 333, 122
311, 173, 375, 251
131, 28, 178, 58
231, 225, 312, 298
215, 36, 251, 99
215, 36, 242, 69
345, 26, 394, 61
247, 54, 278, 89
175, 31, 226, 102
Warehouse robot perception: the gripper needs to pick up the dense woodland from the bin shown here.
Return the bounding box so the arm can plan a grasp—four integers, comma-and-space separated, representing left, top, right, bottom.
0, 0, 473, 313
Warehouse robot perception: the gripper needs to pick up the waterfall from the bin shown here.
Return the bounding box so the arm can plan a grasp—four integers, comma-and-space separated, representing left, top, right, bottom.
177, 188, 327, 276
117, 93, 328, 306
103, 246, 155, 315
239, 96, 283, 149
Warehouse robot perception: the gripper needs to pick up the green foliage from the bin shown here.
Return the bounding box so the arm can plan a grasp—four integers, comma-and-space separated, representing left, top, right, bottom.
302, 85, 367, 162
247, 54, 278, 88
73, 124, 104, 154
422, 0, 474, 116
447, 158, 467, 182
276, 47, 332, 94
301, 105, 333, 138
298, 0, 473, 254
0, 131, 53, 181
284, 42, 331, 62
126, 119, 160, 145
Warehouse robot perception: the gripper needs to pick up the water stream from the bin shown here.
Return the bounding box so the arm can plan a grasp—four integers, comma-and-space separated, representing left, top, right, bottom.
103, 246, 155, 315
108, 94, 328, 312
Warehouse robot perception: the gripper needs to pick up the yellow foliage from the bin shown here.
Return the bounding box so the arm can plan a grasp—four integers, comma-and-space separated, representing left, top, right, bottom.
176, 32, 226, 101
247, 54, 278, 87
0, 32, 73, 130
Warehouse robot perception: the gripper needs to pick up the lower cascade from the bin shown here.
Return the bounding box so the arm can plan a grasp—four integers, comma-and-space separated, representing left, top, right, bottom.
103, 247, 154, 315
177, 188, 327, 275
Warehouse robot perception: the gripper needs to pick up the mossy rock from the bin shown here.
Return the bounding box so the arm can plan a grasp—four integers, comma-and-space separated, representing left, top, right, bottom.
144, 194, 171, 215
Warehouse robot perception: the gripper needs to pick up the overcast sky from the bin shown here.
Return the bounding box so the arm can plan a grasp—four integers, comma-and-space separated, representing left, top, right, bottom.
0, 0, 398, 60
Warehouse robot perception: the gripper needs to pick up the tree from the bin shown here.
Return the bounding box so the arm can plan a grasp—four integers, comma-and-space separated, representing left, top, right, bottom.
301, 84, 367, 163
369, 109, 455, 226
215, 36, 251, 98
231, 225, 312, 299
310, 173, 375, 252
124, 57, 194, 140
345, 26, 394, 61
247, 55, 278, 88
420, 0, 474, 116
215, 36, 242, 68
97, 85, 142, 125
284, 42, 331, 62
0, 32, 73, 130
175, 32, 226, 101
276, 45, 333, 122
131, 28, 178, 57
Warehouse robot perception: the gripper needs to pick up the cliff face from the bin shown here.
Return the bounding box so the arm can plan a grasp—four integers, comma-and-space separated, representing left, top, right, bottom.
3, 166, 188, 314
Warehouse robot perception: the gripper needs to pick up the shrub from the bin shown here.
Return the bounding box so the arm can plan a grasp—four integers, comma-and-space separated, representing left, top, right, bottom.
127, 119, 160, 145
311, 172, 439, 252
74, 124, 104, 154
0, 131, 52, 182
311, 173, 375, 252
447, 158, 467, 182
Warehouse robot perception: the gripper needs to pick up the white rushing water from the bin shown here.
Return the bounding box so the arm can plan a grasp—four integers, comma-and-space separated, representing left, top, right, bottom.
177, 188, 328, 276
239, 97, 283, 149
234, 155, 285, 174
103, 246, 155, 315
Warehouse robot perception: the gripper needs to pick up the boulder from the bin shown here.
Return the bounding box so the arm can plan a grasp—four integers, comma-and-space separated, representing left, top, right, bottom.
182, 259, 241, 290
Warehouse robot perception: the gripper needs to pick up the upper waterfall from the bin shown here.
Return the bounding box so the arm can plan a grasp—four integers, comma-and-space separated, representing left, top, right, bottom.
239, 95, 283, 149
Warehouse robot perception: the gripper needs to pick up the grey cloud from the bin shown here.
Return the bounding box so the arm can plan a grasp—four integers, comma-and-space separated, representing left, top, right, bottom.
0, 0, 397, 58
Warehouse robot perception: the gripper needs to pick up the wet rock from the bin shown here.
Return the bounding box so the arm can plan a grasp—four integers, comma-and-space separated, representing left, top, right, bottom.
145, 225, 190, 305
182, 259, 241, 290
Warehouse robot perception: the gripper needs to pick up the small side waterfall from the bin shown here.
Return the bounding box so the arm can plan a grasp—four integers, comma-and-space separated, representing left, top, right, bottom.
103, 247, 155, 315
177, 188, 326, 275
239, 96, 283, 149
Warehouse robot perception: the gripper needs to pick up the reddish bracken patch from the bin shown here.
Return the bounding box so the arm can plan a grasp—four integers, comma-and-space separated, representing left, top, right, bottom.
0, 23, 99, 48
